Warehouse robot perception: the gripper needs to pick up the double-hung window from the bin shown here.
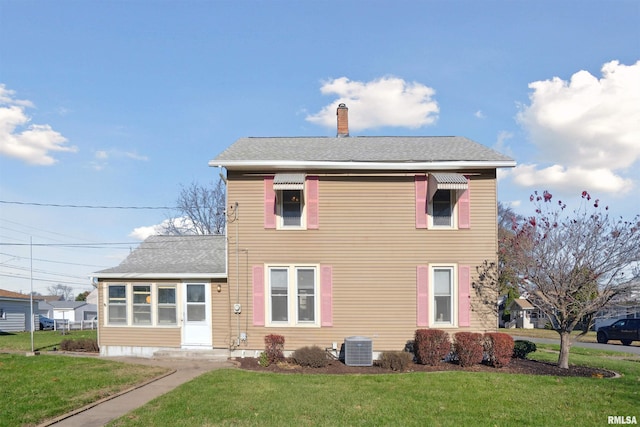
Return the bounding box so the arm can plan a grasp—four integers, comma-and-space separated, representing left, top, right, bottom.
432, 267, 454, 325
133, 285, 151, 325
431, 190, 453, 227
280, 190, 303, 227
107, 284, 127, 324
268, 265, 318, 326
157, 286, 177, 324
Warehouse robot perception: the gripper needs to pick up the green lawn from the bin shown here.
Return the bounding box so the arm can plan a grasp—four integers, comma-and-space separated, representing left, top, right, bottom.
0, 353, 169, 427
0, 330, 168, 427
108, 345, 640, 427
0, 329, 98, 352
501, 327, 601, 343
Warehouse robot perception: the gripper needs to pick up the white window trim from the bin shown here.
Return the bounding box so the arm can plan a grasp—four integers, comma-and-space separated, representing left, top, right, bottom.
265, 264, 320, 327
429, 264, 457, 328
276, 188, 307, 230
103, 282, 180, 328
428, 190, 458, 229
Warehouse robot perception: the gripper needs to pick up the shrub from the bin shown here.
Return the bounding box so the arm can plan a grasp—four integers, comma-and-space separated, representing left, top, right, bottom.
414, 329, 451, 366
258, 351, 270, 367
264, 334, 285, 365
513, 340, 537, 359
291, 346, 328, 368
484, 333, 514, 368
453, 332, 484, 367
378, 351, 413, 371
60, 338, 99, 352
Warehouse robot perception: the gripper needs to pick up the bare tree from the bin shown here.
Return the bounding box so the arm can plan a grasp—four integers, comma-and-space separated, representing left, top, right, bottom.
47, 284, 74, 301
501, 191, 639, 369
164, 179, 226, 235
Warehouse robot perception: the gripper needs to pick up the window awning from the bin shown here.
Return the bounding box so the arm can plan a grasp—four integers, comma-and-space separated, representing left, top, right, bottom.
430, 173, 468, 190
273, 173, 305, 190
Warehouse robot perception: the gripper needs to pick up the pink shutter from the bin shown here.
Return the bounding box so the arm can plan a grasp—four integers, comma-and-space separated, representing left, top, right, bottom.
416, 265, 429, 326
458, 176, 470, 229
458, 265, 471, 327
320, 265, 333, 326
264, 176, 276, 229
306, 176, 319, 229
415, 175, 428, 229
252, 265, 265, 326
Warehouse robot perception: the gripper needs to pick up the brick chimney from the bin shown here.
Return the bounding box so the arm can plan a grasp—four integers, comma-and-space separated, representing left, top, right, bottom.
336, 103, 349, 137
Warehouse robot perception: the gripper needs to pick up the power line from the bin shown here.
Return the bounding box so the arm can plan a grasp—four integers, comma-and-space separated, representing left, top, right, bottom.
0, 252, 109, 268
0, 200, 175, 210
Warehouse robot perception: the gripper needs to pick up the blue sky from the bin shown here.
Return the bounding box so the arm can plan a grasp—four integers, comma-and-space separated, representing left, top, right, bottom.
1, 0, 638, 296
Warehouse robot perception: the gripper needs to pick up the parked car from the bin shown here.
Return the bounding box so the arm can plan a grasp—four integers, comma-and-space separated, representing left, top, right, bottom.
596, 318, 640, 346
39, 316, 54, 330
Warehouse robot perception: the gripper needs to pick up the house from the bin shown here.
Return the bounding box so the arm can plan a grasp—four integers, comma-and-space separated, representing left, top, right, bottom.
0, 289, 40, 332
38, 300, 98, 324
93, 235, 227, 357
94, 104, 515, 359
208, 104, 514, 357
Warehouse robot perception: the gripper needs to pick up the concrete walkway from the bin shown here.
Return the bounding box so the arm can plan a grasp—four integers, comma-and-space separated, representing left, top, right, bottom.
40, 357, 235, 427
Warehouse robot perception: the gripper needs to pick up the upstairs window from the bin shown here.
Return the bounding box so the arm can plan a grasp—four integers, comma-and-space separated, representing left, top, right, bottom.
281, 190, 303, 227
265, 175, 319, 230
431, 190, 453, 227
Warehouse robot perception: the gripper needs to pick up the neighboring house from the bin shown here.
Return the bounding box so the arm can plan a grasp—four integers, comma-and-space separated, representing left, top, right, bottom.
506, 298, 535, 329
93, 235, 227, 357
595, 279, 640, 330
94, 104, 515, 358
0, 289, 40, 332
38, 300, 98, 323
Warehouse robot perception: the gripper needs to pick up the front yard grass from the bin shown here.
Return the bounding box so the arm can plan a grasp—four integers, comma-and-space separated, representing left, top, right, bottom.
0, 353, 168, 427
109, 345, 640, 427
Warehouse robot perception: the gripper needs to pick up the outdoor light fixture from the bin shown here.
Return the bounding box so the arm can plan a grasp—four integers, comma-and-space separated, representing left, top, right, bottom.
217, 284, 222, 293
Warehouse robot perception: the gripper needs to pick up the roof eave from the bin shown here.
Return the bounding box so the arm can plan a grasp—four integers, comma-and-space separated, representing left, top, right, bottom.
209, 160, 517, 171
93, 273, 227, 280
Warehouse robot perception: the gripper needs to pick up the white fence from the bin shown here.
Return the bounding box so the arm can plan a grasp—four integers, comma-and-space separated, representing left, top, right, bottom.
54, 319, 97, 331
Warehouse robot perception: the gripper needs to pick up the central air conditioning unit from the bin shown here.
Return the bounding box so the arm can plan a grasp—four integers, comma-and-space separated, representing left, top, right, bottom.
344, 336, 373, 366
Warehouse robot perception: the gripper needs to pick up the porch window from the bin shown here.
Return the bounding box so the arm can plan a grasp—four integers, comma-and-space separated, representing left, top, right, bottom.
157, 286, 177, 324
132, 285, 151, 324
107, 284, 127, 324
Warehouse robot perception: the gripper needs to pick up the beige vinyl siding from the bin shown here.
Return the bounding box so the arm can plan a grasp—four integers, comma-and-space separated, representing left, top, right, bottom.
225, 170, 499, 352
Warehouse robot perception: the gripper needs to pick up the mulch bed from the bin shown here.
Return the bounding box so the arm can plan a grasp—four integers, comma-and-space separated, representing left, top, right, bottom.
233, 357, 616, 378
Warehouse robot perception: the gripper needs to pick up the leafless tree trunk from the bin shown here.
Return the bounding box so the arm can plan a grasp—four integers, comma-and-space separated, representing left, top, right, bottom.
163, 179, 226, 235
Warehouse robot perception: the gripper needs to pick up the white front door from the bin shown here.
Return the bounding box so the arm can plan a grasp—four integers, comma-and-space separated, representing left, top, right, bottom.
182, 283, 212, 348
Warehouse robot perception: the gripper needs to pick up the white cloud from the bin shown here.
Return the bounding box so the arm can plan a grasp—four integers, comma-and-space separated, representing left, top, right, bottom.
129, 217, 197, 241
90, 149, 149, 171
474, 110, 486, 119
305, 76, 439, 132
0, 84, 77, 165
513, 60, 640, 195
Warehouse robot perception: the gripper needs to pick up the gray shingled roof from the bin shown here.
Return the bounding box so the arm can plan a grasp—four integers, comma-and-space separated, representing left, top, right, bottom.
94, 235, 226, 278
212, 136, 514, 167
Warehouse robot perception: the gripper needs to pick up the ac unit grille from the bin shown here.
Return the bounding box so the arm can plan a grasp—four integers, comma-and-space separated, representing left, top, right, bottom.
344, 336, 373, 366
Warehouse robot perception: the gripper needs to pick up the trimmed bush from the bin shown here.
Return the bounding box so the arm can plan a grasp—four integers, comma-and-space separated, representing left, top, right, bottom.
414, 329, 451, 366
60, 338, 99, 352
292, 346, 328, 368
484, 333, 514, 368
453, 332, 484, 367
264, 334, 285, 365
513, 340, 537, 359
378, 351, 413, 371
